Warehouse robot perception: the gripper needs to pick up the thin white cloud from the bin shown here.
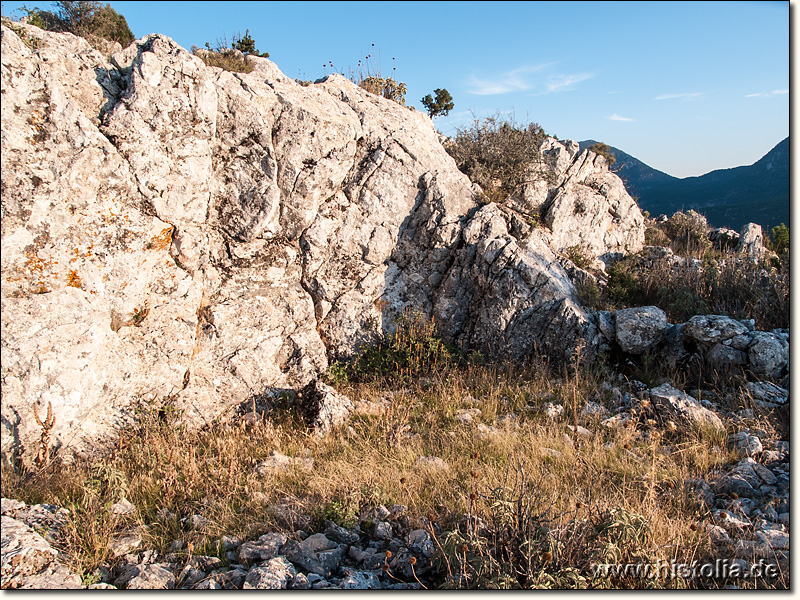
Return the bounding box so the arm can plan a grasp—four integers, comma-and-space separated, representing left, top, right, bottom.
466, 64, 552, 96
654, 92, 704, 101
466, 64, 593, 96
544, 73, 594, 93
745, 89, 788, 98
607, 114, 635, 122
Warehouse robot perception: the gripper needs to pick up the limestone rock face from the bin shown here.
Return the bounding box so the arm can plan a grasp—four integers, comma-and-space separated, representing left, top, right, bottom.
517, 139, 646, 264
0, 23, 641, 461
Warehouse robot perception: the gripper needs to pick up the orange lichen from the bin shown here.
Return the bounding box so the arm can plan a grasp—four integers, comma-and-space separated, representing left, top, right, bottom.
147, 226, 175, 251
67, 269, 82, 289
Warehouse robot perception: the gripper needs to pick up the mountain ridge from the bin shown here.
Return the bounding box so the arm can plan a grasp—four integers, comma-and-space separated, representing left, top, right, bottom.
578, 137, 789, 232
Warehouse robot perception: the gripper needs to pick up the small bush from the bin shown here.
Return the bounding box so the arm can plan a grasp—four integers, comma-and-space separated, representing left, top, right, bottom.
769, 223, 789, 255
332, 308, 461, 384
359, 76, 407, 105
657, 211, 711, 257
602, 251, 788, 329
421, 88, 454, 118
21, 1, 134, 47
192, 46, 253, 73
588, 142, 616, 166
565, 245, 593, 269
446, 114, 548, 203
644, 226, 669, 247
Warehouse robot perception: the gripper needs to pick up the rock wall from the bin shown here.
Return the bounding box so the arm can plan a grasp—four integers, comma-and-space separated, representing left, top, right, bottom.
1, 23, 645, 461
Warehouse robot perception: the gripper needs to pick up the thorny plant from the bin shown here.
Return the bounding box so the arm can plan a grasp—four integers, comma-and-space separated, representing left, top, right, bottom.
33, 401, 56, 468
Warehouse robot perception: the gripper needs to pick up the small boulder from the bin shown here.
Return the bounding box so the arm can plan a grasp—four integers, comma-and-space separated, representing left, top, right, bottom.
238, 532, 286, 567
682, 314, 749, 344
746, 382, 788, 407
580, 401, 609, 420
254, 450, 314, 475
243, 556, 297, 590
748, 332, 789, 379
736, 223, 765, 258
125, 564, 176, 590
414, 456, 449, 471
299, 379, 355, 435
541, 402, 564, 420
727, 432, 763, 458
706, 343, 747, 371
454, 408, 481, 424
615, 306, 668, 354
649, 384, 723, 431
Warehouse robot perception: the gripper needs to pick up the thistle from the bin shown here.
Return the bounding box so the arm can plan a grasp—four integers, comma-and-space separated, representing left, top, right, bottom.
33, 401, 55, 467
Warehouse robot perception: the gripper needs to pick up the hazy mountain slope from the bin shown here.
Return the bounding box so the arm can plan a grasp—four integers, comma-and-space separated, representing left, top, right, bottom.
578, 137, 789, 231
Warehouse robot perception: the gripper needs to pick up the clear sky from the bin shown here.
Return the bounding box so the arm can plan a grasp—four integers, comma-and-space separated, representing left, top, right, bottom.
1, 1, 790, 178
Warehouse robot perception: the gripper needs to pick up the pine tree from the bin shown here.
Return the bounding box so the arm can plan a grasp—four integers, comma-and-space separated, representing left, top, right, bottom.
421, 88, 454, 119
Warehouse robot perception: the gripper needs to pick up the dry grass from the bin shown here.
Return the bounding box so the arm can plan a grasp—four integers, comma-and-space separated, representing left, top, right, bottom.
603, 250, 789, 330
3, 355, 781, 589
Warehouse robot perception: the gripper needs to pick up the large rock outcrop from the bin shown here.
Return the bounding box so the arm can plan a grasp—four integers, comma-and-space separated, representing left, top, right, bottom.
1, 22, 645, 461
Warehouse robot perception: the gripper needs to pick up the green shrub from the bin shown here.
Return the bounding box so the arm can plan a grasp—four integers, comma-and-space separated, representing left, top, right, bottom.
605, 260, 641, 306
565, 245, 593, 269
769, 223, 789, 255
231, 29, 268, 57
588, 142, 616, 166
421, 88, 454, 118
21, 1, 134, 46
334, 308, 461, 383
446, 114, 549, 203
644, 226, 669, 247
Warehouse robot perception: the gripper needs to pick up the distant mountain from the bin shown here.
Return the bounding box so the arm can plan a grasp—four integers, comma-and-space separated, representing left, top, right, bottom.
578, 137, 789, 232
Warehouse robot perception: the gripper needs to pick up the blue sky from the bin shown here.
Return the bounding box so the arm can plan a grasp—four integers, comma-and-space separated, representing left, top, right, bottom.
1, 1, 790, 178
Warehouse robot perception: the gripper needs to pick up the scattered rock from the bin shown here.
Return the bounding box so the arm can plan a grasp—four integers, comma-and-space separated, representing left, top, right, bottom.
580, 401, 609, 420
541, 402, 564, 420
747, 333, 789, 379
254, 450, 314, 475
1, 515, 81, 589
541, 448, 564, 459
108, 529, 143, 558
649, 384, 723, 431
238, 532, 286, 567
615, 306, 668, 354
746, 382, 789, 407
454, 408, 481, 424
684, 479, 715, 509
124, 564, 176, 590
566, 424, 594, 439
339, 567, 382, 589
682, 315, 750, 344
727, 432, 763, 458
243, 556, 297, 590
414, 456, 449, 471
751, 463, 777, 485
299, 380, 355, 435
110, 498, 137, 515
736, 223, 765, 258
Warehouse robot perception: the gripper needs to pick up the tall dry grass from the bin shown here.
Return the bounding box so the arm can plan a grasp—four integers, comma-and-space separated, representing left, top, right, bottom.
4, 351, 778, 588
